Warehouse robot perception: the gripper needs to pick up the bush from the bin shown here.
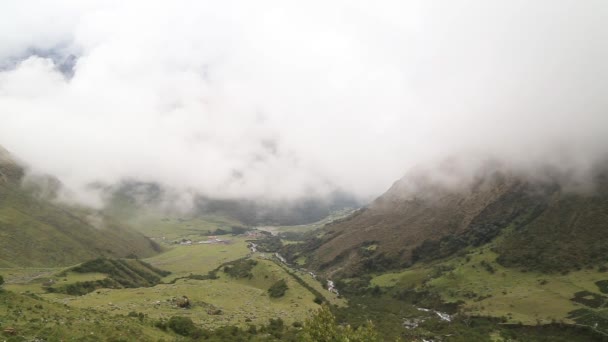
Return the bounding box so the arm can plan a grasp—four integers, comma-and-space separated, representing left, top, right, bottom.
302, 305, 379, 342
268, 279, 289, 298
255, 236, 283, 253
223, 259, 257, 279
168, 316, 197, 336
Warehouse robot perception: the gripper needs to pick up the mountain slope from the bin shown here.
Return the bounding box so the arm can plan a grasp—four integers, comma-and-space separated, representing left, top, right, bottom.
305, 165, 608, 277
0, 146, 161, 267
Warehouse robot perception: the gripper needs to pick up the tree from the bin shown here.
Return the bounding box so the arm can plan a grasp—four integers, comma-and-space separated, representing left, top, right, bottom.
268, 279, 289, 298
301, 305, 379, 342
168, 316, 197, 336
0, 274, 4, 288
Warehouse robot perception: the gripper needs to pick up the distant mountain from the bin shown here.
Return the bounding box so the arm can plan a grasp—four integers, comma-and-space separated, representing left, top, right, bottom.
0, 146, 162, 267
194, 191, 361, 226
304, 163, 608, 277
100, 179, 361, 227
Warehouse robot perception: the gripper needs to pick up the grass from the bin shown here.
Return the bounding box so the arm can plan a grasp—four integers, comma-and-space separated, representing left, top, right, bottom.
371, 267, 433, 288
2, 234, 336, 331
0, 180, 161, 267
63, 258, 321, 329
0, 289, 173, 341
124, 212, 244, 242
144, 236, 252, 280
370, 243, 608, 327
257, 208, 356, 235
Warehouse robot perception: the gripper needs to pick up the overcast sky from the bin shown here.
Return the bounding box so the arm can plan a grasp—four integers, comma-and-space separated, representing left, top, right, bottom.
1, 0, 607, 204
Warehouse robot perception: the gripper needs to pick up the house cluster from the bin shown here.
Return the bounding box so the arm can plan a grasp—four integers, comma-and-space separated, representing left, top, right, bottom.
245, 230, 266, 239
176, 237, 229, 245
198, 237, 228, 245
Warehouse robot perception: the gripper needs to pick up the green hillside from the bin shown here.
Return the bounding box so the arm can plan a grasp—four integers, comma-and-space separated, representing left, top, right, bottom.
0, 148, 162, 267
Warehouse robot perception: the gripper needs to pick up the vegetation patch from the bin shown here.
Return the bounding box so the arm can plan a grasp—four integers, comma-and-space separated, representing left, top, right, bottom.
268, 279, 289, 298
223, 259, 258, 279
254, 236, 283, 252
496, 193, 608, 273
596, 280, 608, 294
271, 260, 329, 304
570, 291, 608, 309
568, 308, 608, 334
47, 258, 170, 295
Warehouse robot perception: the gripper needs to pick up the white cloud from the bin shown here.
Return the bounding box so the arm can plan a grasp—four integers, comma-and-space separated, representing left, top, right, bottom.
1, 0, 607, 203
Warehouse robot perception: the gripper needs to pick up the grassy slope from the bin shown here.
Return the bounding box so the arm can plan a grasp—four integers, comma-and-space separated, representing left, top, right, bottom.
0, 289, 173, 341
106, 200, 244, 242
370, 236, 608, 328
60, 260, 319, 329
145, 236, 252, 279
496, 186, 608, 272
258, 208, 357, 235
3, 235, 341, 331
0, 180, 161, 267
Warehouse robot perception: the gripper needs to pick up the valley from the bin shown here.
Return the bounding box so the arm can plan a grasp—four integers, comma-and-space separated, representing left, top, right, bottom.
3, 206, 608, 341
2, 148, 608, 341
0, 215, 345, 340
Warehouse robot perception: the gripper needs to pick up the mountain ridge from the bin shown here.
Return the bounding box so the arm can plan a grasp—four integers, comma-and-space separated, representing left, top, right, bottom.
303, 164, 608, 277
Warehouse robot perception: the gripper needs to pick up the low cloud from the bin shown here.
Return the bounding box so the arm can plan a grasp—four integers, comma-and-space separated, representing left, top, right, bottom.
1, 1, 607, 205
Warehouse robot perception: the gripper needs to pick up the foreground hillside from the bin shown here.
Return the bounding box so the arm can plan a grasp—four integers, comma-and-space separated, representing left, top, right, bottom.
0, 146, 161, 267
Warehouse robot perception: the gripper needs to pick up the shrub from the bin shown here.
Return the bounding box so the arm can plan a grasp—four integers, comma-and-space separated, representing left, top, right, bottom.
268, 279, 289, 298
167, 316, 197, 336
223, 259, 257, 279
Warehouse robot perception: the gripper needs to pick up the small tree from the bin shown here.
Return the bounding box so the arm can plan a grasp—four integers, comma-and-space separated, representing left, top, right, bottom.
168, 316, 197, 336
302, 305, 379, 342
268, 279, 288, 298
0, 275, 4, 288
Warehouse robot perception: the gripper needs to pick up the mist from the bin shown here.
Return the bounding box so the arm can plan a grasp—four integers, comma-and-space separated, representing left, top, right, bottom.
1, 0, 608, 206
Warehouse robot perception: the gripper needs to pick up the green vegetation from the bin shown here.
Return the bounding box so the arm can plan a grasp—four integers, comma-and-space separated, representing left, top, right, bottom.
46, 258, 170, 295
7, 167, 608, 341
223, 258, 257, 278
596, 280, 608, 294
255, 235, 283, 252
271, 260, 334, 305
168, 315, 198, 336
268, 279, 288, 298
301, 305, 379, 342
496, 192, 608, 273
0, 290, 172, 341
258, 208, 357, 236
0, 174, 161, 267
13, 244, 326, 330
363, 241, 608, 337
144, 236, 252, 279
333, 274, 608, 341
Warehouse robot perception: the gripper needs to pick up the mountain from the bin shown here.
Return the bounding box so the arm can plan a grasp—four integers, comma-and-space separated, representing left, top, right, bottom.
303, 163, 608, 277
100, 179, 361, 227
194, 191, 361, 226
0, 146, 162, 267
